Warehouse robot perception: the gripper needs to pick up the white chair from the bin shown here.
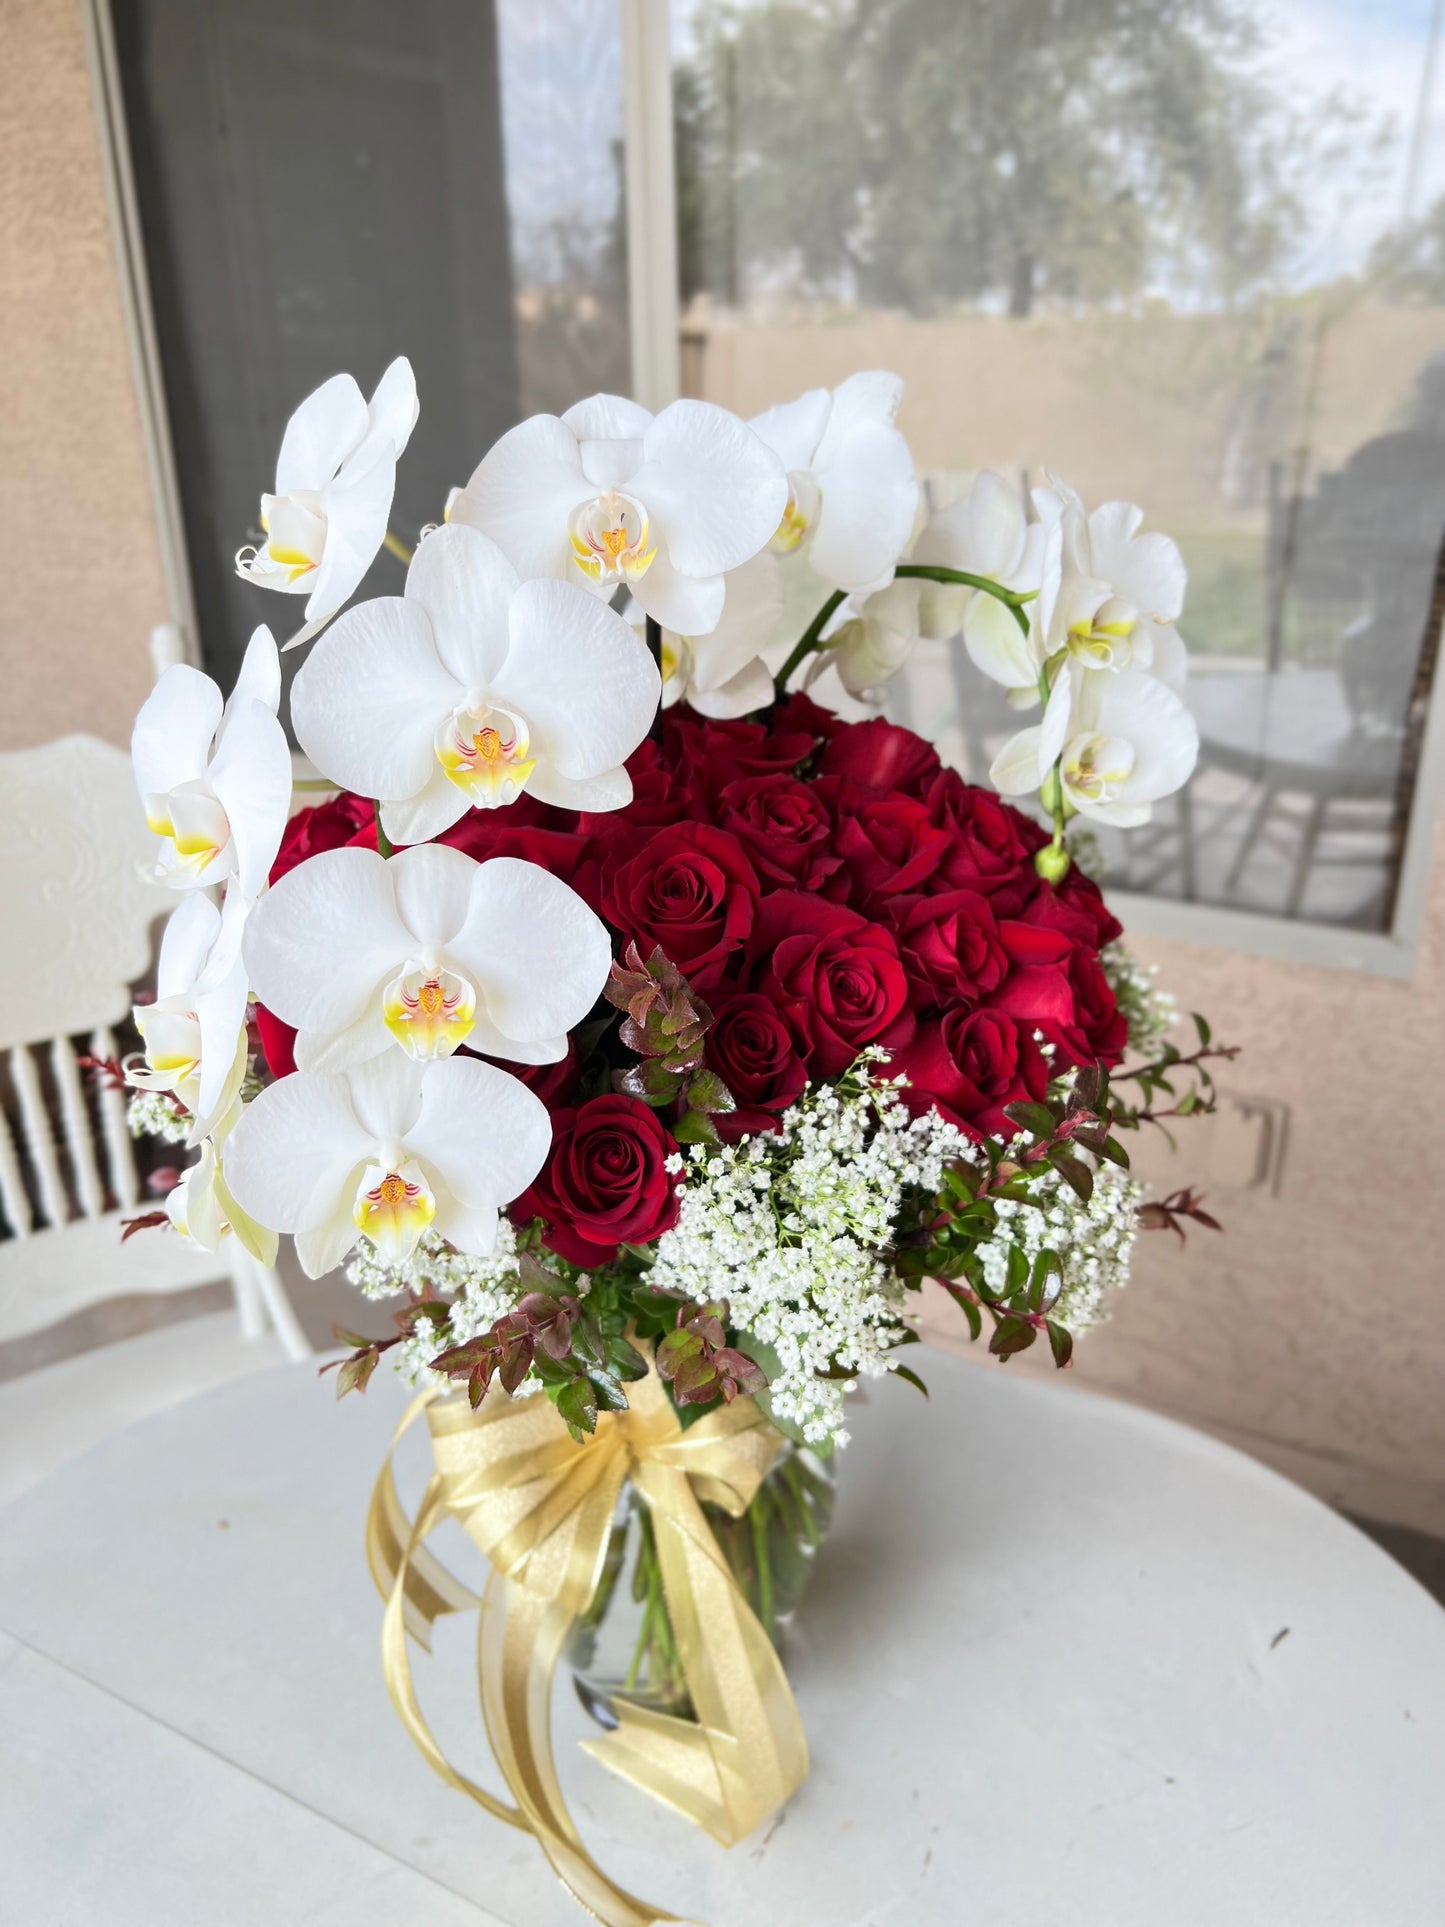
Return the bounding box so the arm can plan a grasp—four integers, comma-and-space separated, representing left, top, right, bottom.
0, 732, 309, 1361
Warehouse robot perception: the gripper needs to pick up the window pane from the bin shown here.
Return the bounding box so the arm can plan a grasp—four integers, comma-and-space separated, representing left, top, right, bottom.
671, 0, 1445, 931
115, 0, 628, 685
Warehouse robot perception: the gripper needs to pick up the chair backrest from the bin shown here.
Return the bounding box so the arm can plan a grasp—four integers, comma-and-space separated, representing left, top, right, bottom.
0, 734, 230, 1343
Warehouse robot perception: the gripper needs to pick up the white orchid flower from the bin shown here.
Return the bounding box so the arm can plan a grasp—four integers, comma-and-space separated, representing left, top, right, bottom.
751, 371, 919, 599
166, 1106, 278, 1268
991, 665, 1199, 827
131, 625, 292, 897
1036, 477, 1188, 692
128, 888, 250, 1143
912, 470, 1061, 706
449, 393, 786, 638
806, 578, 922, 702
632, 550, 783, 718
235, 358, 418, 644
243, 842, 610, 1073
224, 1049, 550, 1277
292, 521, 659, 840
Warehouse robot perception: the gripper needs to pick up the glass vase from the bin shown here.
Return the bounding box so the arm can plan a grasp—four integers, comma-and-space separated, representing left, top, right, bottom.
567, 1438, 836, 1726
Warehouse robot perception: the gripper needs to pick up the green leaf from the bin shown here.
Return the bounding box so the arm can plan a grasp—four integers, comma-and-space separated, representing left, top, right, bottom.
588, 1369, 632, 1413
1005, 1243, 1029, 1294
1048, 1150, 1094, 1203
1003, 1101, 1058, 1141
1193, 1012, 1212, 1047
989, 1315, 1038, 1360
554, 1375, 598, 1436
603, 1333, 649, 1382
673, 1109, 720, 1145
952, 1292, 983, 1341
890, 1362, 929, 1398
684, 1069, 735, 1114
1028, 1248, 1063, 1313
335, 1349, 379, 1398
1046, 1320, 1075, 1369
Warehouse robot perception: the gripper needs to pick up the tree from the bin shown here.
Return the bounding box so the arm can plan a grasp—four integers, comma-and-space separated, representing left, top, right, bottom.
675, 0, 1302, 317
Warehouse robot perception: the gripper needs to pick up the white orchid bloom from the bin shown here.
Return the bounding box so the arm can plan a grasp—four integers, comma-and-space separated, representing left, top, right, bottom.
751, 371, 919, 599
243, 843, 610, 1073
291, 521, 659, 840
449, 393, 786, 638
224, 1050, 550, 1277
634, 550, 783, 718
131, 625, 291, 897
166, 1106, 278, 1268
128, 888, 250, 1143
806, 578, 922, 702
912, 470, 1060, 706
235, 358, 418, 643
991, 665, 1199, 827
1037, 477, 1188, 692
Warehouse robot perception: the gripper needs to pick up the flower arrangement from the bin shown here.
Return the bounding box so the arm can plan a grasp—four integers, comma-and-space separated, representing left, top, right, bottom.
121, 361, 1230, 1927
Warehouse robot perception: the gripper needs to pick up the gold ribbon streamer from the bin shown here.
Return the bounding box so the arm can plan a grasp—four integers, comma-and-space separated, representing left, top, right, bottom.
367, 1360, 809, 1927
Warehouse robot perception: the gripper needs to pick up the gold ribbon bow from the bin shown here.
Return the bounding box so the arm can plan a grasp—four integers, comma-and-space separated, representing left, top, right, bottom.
367, 1357, 809, 1927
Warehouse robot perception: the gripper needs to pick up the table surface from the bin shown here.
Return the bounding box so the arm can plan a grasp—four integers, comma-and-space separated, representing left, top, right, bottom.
2, 1350, 1442, 1927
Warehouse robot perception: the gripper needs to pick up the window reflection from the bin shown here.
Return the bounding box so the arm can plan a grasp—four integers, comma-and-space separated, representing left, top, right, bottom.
672, 0, 1445, 929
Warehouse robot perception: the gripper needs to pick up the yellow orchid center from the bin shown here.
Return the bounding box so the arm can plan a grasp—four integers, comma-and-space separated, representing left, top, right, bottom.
142, 784, 231, 880
1062, 731, 1136, 805
568, 490, 656, 583
353, 1160, 436, 1266
382, 965, 477, 1060
769, 470, 821, 555
435, 700, 537, 808
1066, 596, 1139, 671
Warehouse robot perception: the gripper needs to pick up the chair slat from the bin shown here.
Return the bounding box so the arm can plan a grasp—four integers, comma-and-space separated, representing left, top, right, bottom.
0, 1058, 34, 1238
51, 1037, 105, 1218
10, 1046, 69, 1230
91, 1027, 140, 1211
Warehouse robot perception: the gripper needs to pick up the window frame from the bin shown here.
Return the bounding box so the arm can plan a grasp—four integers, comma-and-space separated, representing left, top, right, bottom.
85, 0, 1445, 977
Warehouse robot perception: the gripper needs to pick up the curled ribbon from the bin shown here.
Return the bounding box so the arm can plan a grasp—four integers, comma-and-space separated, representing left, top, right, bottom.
366, 1356, 809, 1927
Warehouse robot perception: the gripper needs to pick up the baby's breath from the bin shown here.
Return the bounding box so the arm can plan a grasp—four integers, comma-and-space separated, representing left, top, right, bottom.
126, 1088, 189, 1145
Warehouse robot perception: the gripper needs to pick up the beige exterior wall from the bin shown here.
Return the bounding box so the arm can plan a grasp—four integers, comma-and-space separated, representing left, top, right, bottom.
4, 25, 1441, 1530
0, 0, 168, 751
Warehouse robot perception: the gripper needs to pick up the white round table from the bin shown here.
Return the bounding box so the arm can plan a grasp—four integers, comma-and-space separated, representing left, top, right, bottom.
2, 1351, 1442, 1926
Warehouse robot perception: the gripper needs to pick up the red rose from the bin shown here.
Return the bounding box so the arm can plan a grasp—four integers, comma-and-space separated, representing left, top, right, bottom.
602, 822, 760, 991
770, 690, 838, 748
705, 992, 809, 1141
513, 1095, 680, 1266
1017, 864, 1125, 950
885, 890, 1007, 1007
717, 773, 841, 890
270, 791, 375, 884
923, 769, 1047, 903
664, 708, 815, 805
818, 778, 951, 908
747, 892, 914, 1076
254, 1003, 297, 1079
987, 927, 1127, 1069
892, 1008, 1049, 1136
819, 716, 941, 797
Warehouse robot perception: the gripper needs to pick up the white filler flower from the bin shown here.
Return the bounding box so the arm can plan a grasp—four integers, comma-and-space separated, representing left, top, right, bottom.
291, 520, 660, 839
131, 625, 291, 897
235, 358, 418, 641
224, 1050, 550, 1277
450, 393, 786, 637
128, 888, 250, 1143
751, 371, 919, 599
243, 843, 611, 1072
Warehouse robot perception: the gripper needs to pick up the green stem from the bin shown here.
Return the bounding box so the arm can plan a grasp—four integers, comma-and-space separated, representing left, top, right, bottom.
893, 563, 1034, 640
374, 801, 393, 860
382, 529, 414, 566
772, 590, 846, 696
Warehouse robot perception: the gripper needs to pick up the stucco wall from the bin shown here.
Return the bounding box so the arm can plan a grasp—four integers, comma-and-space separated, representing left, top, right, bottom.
4, 12, 1441, 1531
0, 0, 168, 751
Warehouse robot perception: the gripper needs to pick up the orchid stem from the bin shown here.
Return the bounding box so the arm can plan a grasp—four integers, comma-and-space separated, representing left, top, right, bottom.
893, 563, 1034, 641
773, 590, 846, 696
382, 529, 414, 566
645, 616, 665, 744
1034, 662, 1071, 881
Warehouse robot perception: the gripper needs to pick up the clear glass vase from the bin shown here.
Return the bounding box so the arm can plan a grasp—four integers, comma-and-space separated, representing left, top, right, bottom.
567, 1439, 836, 1727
